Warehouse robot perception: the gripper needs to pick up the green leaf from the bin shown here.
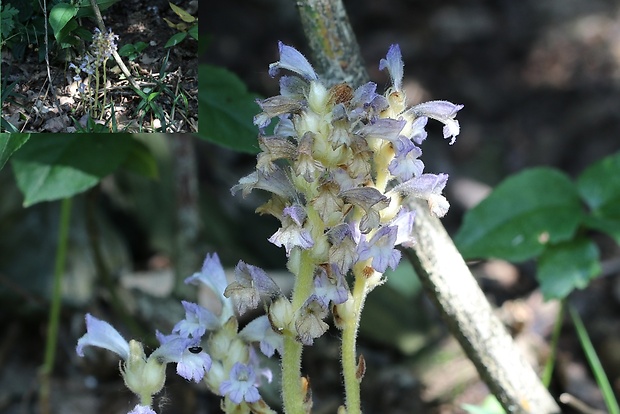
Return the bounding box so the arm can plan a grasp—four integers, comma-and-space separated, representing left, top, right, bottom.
454, 168, 583, 262
75, 0, 121, 18
118, 44, 136, 56
0, 133, 30, 170
10, 136, 135, 207
538, 238, 601, 300
577, 151, 620, 222
48, 3, 77, 40
164, 31, 187, 48
462, 396, 505, 414
197, 65, 262, 154
169, 2, 196, 23
188, 24, 198, 41
121, 139, 158, 179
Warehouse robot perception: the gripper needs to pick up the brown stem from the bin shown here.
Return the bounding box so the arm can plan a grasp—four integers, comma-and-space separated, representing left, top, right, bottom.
295, 0, 368, 88
401, 200, 560, 414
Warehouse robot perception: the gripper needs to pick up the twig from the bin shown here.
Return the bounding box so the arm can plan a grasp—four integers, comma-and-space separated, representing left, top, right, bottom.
87, 0, 141, 91
560, 393, 607, 414
295, 0, 367, 88
295, 1, 561, 412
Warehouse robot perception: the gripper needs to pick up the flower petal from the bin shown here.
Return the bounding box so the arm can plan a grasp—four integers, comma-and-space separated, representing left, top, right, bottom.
76, 313, 130, 360
269, 41, 318, 81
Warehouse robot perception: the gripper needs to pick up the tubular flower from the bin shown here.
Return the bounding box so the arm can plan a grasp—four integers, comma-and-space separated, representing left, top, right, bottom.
232, 42, 462, 344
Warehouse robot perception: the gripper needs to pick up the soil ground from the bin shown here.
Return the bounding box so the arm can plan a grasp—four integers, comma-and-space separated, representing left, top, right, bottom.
1, 0, 198, 132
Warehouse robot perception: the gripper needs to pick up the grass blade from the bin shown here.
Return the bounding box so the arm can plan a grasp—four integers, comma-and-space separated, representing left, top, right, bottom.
569, 304, 620, 414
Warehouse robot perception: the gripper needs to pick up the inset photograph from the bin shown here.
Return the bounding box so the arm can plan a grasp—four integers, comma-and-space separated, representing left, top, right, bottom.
1, 0, 198, 133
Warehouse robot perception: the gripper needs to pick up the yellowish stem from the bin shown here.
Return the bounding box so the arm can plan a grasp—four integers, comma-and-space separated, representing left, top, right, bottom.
340, 264, 368, 414
281, 249, 315, 414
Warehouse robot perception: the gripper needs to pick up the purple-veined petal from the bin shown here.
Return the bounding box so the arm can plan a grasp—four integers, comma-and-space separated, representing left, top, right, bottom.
239, 315, 283, 357
358, 226, 401, 272
76, 313, 130, 360
379, 44, 404, 91
409, 100, 463, 145
269, 41, 318, 81
220, 362, 261, 404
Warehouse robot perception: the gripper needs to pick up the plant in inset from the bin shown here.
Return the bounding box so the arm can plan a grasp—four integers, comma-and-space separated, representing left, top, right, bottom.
69, 27, 119, 123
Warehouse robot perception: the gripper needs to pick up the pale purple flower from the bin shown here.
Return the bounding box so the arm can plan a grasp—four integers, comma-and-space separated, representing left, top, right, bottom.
313, 266, 348, 306
220, 362, 261, 404
172, 301, 219, 338
358, 226, 401, 272
224, 261, 281, 315
389, 136, 424, 182
184, 253, 235, 324
409, 100, 463, 145
358, 118, 406, 142
379, 44, 404, 91
268, 204, 314, 255
269, 41, 318, 81
76, 313, 129, 359
153, 334, 211, 383
127, 405, 156, 414
239, 315, 284, 357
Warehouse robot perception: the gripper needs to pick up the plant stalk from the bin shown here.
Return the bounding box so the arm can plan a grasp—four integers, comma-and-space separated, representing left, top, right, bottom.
281, 249, 315, 414
39, 197, 73, 414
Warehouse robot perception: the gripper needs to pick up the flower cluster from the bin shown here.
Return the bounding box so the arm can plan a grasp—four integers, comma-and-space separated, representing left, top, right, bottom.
69, 28, 119, 84
231, 42, 462, 344
76, 253, 280, 414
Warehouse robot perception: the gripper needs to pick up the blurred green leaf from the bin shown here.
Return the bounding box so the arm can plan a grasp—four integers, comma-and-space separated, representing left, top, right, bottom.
0, 133, 30, 170
198, 65, 261, 154
577, 151, 620, 242
538, 238, 601, 300
462, 396, 505, 414
454, 168, 583, 262
121, 139, 159, 179
10, 136, 135, 206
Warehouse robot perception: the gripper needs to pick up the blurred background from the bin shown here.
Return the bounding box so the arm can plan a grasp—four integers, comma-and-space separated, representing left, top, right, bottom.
2, 0, 620, 412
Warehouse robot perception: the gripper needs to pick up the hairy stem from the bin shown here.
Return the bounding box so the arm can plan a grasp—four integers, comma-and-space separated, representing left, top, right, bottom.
281, 249, 315, 414
340, 264, 369, 414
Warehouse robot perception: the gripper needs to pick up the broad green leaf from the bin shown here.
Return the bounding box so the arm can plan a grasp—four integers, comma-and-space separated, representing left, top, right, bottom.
121, 139, 158, 179
577, 151, 620, 229
0, 133, 30, 170
11, 136, 135, 207
164, 32, 187, 48
198, 65, 261, 154
454, 168, 583, 262
169, 2, 195, 23
48, 3, 77, 40
581, 215, 620, 245
118, 44, 136, 56
538, 238, 601, 300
